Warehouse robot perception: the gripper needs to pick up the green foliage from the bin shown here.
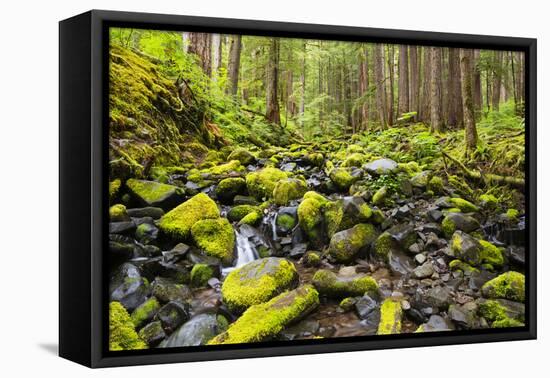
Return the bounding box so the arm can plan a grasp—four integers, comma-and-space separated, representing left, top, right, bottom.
109, 302, 148, 351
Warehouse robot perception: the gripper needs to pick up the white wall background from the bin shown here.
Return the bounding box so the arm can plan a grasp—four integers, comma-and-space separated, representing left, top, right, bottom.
0, 0, 545, 376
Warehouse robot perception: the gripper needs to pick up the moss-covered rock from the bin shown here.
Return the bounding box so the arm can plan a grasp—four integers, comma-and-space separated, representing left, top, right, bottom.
276, 213, 297, 232
339, 297, 357, 311
479, 240, 504, 267
109, 179, 122, 203
238, 211, 263, 226
441, 212, 480, 238
450, 231, 484, 266
481, 271, 525, 302
221, 257, 299, 313
204, 160, 243, 176
109, 301, 148, 351
410, 171, 430, 188
227, 148, 255, 166
449, 259, 480, 275
328, 224, 378, 263
312, 269, 378, 298
341, 153, 366, 168
246, 167, 288, 200
209, 285, 319, 345
130, 297, 160, 329
377, 299, 403, 335
227, 205, 260, 223
126, 178, 184, 210
427, 176, 444, 194
372, 186, 388, 206
272, 178, 308, 205
297, 192, 327, 247
190, 264, 215, 287
478, 298, 525, 328
479, 194, 498, 209
215, 177, 247, 204
110, 204, 130, 222
329, 168, 357, 191
303, 251, 321, 267
338, 196, 373, 230
373, 232, 394, 261
506, 208, 520, 222
191, 218, 235, 265
307, 152, 324, 167
449, 197, 479, 213
158, 193, 220, 241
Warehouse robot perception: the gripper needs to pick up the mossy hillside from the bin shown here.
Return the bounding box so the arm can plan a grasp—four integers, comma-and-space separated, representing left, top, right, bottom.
377, 299, 403, 335
312, 269, 378, 298
481, 271, 525, 302
208, 285, 319, 344
109, 301, 148, 351
221, 258, 299, 313
246, 167, 288, 201
191, 218, 236, 265
158, 193, 220, 241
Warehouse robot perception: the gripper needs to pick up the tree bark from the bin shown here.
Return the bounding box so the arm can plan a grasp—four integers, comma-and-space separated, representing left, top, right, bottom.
226, 35, 242, 97
300, 41, 306, 131
211, 34, 222, 81
447, 48, 463, 128
473, 49, 483, 119
266, 38, 281, 125
420, 47, 432, 123
491, 51, 503, 111
359, 46, 370, 130
374, 44, 388, 128
398, 45, 410, 116
430, 47, 443, 132
387, 45, 395, 126
187, 33, 212, 76
460, 48, 478, 154
409, 46, 420, 121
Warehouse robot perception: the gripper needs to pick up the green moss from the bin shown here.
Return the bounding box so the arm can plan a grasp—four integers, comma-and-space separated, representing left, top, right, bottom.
449, 197, 479, 213
109, 179, 121, 203
372, 186, 388, 206
227, 148, 255, 165
328, 223, 377, 263
324, 201, 344, 238
347, 144, 364, 154
109, 302, 148, 351
377, 299, 403, 335
303, 251, 321, 267
312, 269, 378, 298
370, 209, 386, 224
427, 176, 444, 194
329, 168, 357, 191
187, 168, 203, 182
443, 207, 462, 214
149, 166, 169, 183
204, 160, 243, 175
449, 259, 480, 275
373, 232, 393, 261
479, 194, 498, 208
246, 167, 288, 200
481, 271, 525, 302
398, 161, 421, 176
190, 264, 215, 287
341, 153, 366, 168
339, 297, 356, 311
308, 152, 324, 167
215, 177, 246, 203
191, 218, 235, 265
209, 285, 319, 345
297, 197, 324, 244
276, 214, 296, 230
272, 178, 308, 205
506, 208, 520, 221
221, 258, 299, 313
227, 205, 260, 222
130, 297, 160, 328
158, 193, 219, 240
126, 178, 180, 206
491, 318, 524, 328
479, 240, 504, 267
478, 299, 525, 328
441, 216, 456, 238
109, 204, 129, 222
239, 211, 263, 226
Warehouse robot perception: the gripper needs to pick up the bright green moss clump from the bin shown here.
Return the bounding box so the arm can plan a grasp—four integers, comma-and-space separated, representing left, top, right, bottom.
227, 205, 260, 222
215, 177, 246, 204
449, 259, 480, 275
329, 168, 357, 191
373, 232, 393, 261
307, 152, 324, 167
441, 216, 456, 238
110, 204, 129, 222
479, 194, 498, 209
372, 186, 388, 206
481, 271, 525, 302
341, 153, 366, 168
238, 211, 263, 226
377, 299, 403, 335
312, 269, 378, 298
506, 208, 520, 221
109, 302, 148, 351
109, 179, 121, 203
328, 223, 377, 263
191, 218, 235, 265
227, 148, 255, 166
478, 299, 525, 328
492, 318, 524, 328
204, 160, 243, 175
158, 193, 219, 241
209, 285, 319, 344
276, 213, 297, 230
221, 258, 299, 313
449, 197, 479, 213
479, 240, 504, 267
130, 297, 160, 329
272, 178, 307, 205
246, 167, 288, 200
427, 176, 444, 194
126, 178, 180, 207
190, 264, 215, 287
297, 194, 326, 245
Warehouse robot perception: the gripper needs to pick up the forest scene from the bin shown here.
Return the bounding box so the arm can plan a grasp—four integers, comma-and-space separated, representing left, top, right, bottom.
107, 27, 527, 351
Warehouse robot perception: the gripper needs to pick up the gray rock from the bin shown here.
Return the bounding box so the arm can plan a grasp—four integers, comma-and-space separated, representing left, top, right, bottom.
138, 320, 166, 347
109, 263, 150, 311
415, 253, 427, 265
363, 158, 398, 175
355, 294, 380, 326
135, 223, 159, 244
109, 221, 136, 234
413, 262, 435, 279
127, 207, 165, 219
424, 286, 453, 310
417, 314, 455, 332
160, 313, 226, 347
155, 301, 190, 334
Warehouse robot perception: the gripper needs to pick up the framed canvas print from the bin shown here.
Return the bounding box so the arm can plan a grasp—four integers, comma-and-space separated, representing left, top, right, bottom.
59, 10, 536, 368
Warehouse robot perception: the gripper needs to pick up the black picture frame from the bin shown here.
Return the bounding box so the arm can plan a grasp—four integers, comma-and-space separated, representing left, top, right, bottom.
59, 9, 537, 368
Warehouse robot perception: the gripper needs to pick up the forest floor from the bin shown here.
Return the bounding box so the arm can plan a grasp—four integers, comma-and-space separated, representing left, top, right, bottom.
107, 46, 527, 350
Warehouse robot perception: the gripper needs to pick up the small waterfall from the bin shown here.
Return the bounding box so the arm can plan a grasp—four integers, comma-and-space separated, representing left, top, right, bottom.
222, 229, 259, 275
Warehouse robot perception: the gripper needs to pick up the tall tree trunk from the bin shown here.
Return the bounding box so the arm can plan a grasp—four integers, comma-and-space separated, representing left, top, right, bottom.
473, 49, 483, 119
226, 35, 242, 97
491, 51, 503, 111
398, 45, 410, 116
430, 47, 443, 132
420, 47, 432, 123
409, 46, 420, 121
387, 45, 395, 126
211, 34, 222, 81
187, 33, 212, 76
300, 42, 306, 131
374, 44, 388, 128
266, 38, 281, 125
359, 46, 370, 130
460, 48, 478, 154
447, 48, 463, 128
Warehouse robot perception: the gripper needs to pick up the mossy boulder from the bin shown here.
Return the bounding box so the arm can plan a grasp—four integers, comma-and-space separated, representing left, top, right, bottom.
312, 269, 378, 298
297, 192, 331, 248
373, 232, 394, 261
450, 231, 504, 267
478, 298, 525, 328
246, 167, 288, 200
227, 148, 255, 166
410, 171, 430, 188
329, 223, 377, 263
441, 212, 480, 238
449, 259, 480, 275
307, 152, 324, 167
273, 178, 308, 205
329, 168, 358, 191
215, 177, 247, 204
209, 285, 319, 344
338, 196, 373, 230
126, 178, 184, 210
204, 160, 243, 176
238, 211, 263, 226
478, 240, 504, 267
109, 301, 148, 351
481, 271, 525, 302
109, 179, 122, 203
341, 153, 366, 168
479, 194, 498, 209
303, 251, 321, 267
161, 313, 228, 347
449, 197, 479, 213
427, 176, 444, 194
221, 257, 299, 313
191, 218, 235, 265
158, 193, 220, 241
227, 205, 260, 222
377, 299, 403, 335
190, 264, 215, 287
110, 204, 130, 222
372, 186, 388, 206
276, 212, 297, 234
130, 297, 160, 329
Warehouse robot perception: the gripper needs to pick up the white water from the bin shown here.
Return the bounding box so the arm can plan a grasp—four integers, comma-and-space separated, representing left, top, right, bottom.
221, 230, 259, 275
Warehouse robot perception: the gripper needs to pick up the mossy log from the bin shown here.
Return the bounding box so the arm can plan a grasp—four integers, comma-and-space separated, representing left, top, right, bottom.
442, 151, 524, 190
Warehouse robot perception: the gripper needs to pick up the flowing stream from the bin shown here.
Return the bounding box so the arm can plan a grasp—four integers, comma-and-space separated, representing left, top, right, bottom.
221, 228, 259, 275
